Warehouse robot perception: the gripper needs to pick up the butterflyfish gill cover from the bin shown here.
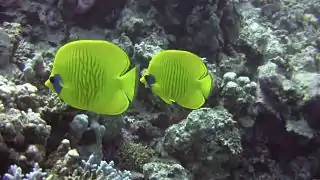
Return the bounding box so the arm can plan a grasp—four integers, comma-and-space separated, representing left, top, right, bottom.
45, 40, 138, 115
140, 50, 214, 109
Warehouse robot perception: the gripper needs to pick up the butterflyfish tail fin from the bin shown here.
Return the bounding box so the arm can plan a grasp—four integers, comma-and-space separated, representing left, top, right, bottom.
199, 73, 214, 99
119, 66, 138, 102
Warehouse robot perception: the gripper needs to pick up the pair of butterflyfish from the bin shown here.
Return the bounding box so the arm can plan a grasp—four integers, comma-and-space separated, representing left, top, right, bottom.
45, 40, 214, 115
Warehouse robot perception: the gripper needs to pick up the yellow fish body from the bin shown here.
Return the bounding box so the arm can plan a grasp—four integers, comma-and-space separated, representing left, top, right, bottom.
140, 50, 213, 109
45, 40, 138, 115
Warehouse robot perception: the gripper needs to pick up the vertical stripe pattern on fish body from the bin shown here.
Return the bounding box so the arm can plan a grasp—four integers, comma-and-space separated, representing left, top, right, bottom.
159, 57, 188, 101
67, 47, 105, 109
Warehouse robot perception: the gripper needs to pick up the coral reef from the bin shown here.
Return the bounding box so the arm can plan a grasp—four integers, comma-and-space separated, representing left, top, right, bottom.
48, 140, 132, 179
162, 107, 242, 179
143, 162, 190, 180
116, 141, 155, 172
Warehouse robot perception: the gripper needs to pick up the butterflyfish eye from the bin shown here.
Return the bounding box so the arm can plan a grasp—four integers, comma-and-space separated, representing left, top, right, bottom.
49, 76, 55, 83
145, 74, 156, 85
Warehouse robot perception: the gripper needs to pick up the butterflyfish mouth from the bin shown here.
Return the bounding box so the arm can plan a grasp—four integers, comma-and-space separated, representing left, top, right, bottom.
44, 79, 54, 90
140, 77, 147, 87
44, 79, 50, 87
